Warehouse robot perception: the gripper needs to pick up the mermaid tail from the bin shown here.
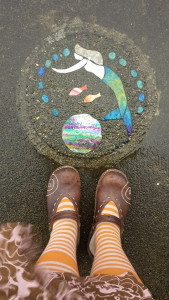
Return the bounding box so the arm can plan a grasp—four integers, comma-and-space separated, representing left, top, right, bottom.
102, 66, 133, 136
102, 106, 132, 136
102, 109, 121, 120
123, 106, 132, 136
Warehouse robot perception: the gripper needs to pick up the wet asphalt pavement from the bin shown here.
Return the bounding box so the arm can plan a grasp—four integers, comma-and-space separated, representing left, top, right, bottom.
1, 1, 169, 299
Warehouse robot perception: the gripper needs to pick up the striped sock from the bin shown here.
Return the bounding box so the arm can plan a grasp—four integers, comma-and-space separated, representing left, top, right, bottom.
36, 197, 79, 276
90, 201, 141, 283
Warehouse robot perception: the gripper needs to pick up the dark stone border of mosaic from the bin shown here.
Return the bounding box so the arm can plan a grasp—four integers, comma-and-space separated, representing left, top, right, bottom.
16, 18, 159, 168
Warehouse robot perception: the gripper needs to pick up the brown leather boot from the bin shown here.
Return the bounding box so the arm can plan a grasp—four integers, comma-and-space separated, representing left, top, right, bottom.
47, 166, 81, 242
88, 169, 131, 257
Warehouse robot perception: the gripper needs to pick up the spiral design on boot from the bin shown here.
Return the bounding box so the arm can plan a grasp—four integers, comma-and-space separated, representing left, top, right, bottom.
121, 182, 131, 204
47, 173, 59, 196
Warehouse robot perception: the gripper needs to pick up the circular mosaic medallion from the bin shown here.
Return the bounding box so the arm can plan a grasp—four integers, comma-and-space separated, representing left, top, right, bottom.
62, 114, 102, 153
16, 18, 158, 168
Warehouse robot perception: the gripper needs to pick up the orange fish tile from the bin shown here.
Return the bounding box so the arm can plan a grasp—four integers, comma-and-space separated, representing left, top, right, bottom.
83, 93, 101, 103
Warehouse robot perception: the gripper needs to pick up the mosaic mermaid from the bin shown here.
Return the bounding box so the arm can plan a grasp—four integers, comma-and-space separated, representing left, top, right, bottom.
53, 44, 133, 136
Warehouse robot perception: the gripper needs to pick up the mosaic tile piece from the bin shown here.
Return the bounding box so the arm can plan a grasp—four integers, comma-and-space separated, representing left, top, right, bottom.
75, 44, 103, 65
139, 93, 145, 102
42, 94, 49, 103
62, 114, 102, 153
45, 60, 52, 68
69, 85, 87, 96
137, 106, 144, 114
119, 58, 127, 66
102, 66, 132, 136
38, 81, 44, 89
102, 108, 121, 120
137, 80, 143, 89
52, 109, 59, 116
83, 93, 101, 103
62, 48, 70, 57
53, 59, 87, 74
52, 53, 59, 61
109, 52, 116, 60
131, 70, 138, 77
37, 67, 45, 76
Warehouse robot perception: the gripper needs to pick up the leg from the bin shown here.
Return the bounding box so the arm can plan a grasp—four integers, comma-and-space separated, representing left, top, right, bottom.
36, 166, 81, 276
88, 169, 142, 283
90, 201, 141, 282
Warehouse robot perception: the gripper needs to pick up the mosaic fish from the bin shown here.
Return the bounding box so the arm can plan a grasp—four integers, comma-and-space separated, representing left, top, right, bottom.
83, 93, 101, 103
69, 85, 87, 96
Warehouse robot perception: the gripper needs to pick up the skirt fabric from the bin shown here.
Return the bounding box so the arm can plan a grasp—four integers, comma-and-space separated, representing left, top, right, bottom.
0, 223, 154, 299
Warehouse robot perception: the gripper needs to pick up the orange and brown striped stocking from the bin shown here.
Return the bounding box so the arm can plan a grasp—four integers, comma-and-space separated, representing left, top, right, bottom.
90, 201, 142, 283
36, 197, 79, 276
